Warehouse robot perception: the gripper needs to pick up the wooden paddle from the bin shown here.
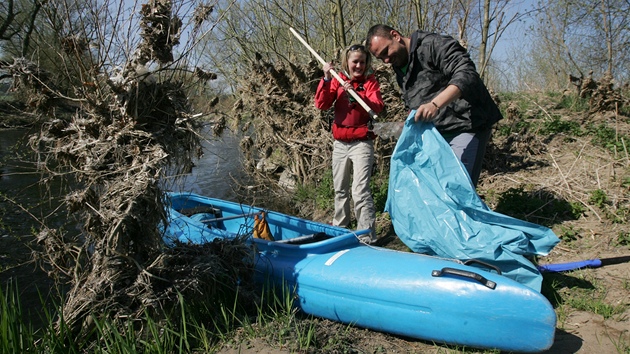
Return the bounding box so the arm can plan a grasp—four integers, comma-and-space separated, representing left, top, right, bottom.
289, 27, 379, 120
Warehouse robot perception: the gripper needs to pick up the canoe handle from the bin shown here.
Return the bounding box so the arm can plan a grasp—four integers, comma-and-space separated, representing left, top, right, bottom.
432, 267, 497, 290
463, 259, 502, 275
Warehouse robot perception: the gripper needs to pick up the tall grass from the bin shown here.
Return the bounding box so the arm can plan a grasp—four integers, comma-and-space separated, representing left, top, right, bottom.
0, 281, 35, 353
1, 278, 319, 353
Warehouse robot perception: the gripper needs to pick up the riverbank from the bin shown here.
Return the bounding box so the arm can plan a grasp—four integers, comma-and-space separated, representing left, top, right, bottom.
1, 91, 630, 353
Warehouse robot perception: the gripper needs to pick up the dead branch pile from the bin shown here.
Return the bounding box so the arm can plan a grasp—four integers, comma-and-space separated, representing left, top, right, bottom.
233, 55, 405, 204
9, 0, 255, 342
233, 56, 330, 192
137, 0, 182, 64
4, 57, 58, 111
128, 238, 255, 318
570, 71, 629, 113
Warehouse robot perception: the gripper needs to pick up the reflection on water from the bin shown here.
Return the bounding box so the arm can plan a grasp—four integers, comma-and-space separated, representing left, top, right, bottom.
163, 126, 247, 200
0, 126, 247, 205
0, 127, 71, 231
0, 128, 41, 187
0, 128, 51, 201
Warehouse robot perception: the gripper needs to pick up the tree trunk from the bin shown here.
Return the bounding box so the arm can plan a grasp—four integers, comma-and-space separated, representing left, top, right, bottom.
478, 0, 491, 80
21, 0, 44, 56
0, 0, 16, 40
413, 0, 423, 29
600, 0, 613, 76
335, 0, 346, 48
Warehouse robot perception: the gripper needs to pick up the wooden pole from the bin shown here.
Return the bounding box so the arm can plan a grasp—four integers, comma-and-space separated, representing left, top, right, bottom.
289, 27, 378, 120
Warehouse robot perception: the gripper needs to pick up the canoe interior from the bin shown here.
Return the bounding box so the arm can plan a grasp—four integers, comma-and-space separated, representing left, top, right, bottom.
165, 192, 371, 246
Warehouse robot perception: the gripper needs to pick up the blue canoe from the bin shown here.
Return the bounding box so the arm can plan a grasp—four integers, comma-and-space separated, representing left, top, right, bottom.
164, 192, 557, 353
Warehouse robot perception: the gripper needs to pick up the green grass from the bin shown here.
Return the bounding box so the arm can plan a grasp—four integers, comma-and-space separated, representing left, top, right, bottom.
0, 277, 325, 354
584, 188, 630, 224
539, 115, 583, 137
493, 186, 584, 226
610, 334, 630, 354
496, 91, 629, 156
617, 231, 630, 246
295, 169, 335, 211
495, 119, 532, 137
370, 174, 389, 213
0, 282, 35, 353
587, 123, 630, 155
497, 92, 538, 115
543, 271, 630, 354
7, 88, 630, 352
557, 225, 581, 243
588, 189, 610, 208
565, 296, 625, 319
314, 170, 335, 211
295, 168, 389, 214
545, 271, 629, 319
557, 94, 590, 112
1, 276, 507, 353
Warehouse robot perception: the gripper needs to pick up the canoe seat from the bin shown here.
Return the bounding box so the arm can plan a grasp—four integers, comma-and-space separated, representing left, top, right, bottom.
179, 205, 221, 218
275, 232, 330, 245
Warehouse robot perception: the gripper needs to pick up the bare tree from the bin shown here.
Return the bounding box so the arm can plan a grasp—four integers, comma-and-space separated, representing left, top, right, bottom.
0, 0, 47, 57
20, 0, 45, 56
334, 0, 346, 47
473, 0, 523, 80
0, 0, 17, 41
195, 0, 529, 192
527, 0, 630, 87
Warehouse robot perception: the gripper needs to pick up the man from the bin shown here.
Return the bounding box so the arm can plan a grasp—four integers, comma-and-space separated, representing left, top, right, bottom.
365, 24, 502, 186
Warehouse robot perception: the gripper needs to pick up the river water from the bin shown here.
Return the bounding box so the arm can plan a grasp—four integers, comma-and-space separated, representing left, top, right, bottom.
161, 125, 248, 200
0, 125, 247, 206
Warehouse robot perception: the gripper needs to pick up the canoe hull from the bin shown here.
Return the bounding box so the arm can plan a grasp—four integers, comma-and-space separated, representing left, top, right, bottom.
165, 192, 556, 353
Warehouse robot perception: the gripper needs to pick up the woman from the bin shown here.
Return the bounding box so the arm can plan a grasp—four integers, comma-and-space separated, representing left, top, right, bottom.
314, 44, 384, 243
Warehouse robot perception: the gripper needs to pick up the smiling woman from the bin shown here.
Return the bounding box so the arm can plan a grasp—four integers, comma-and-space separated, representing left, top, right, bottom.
314, 40, 384, 242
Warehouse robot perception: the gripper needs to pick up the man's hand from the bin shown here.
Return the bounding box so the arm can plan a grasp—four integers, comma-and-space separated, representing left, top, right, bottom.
413, 85, 461, 123
414, 101, 439, 122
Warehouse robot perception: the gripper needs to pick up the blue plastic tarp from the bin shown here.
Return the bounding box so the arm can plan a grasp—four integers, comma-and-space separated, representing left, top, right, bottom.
385, 111, 560, 292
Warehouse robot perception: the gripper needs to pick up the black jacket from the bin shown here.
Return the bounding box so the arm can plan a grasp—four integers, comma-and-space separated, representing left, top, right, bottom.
394, 30, 503, 134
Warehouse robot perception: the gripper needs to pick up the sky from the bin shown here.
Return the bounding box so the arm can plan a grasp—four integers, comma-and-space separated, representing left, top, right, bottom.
491, 0, 538, 61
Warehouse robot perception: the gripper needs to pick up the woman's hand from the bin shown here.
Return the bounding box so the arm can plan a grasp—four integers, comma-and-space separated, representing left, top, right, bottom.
323, 62, 333, 80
